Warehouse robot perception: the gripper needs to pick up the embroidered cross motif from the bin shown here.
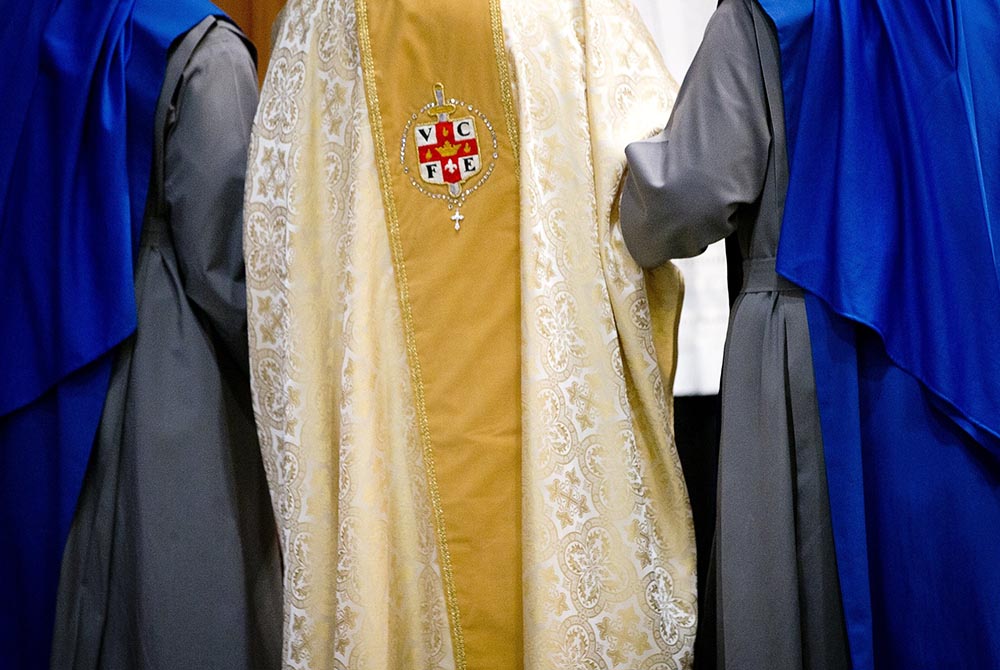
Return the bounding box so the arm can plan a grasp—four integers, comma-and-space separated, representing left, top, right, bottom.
548, 472, 588, 526
597, 609, 652, 665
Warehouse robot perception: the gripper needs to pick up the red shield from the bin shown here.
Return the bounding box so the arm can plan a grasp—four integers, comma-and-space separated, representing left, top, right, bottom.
414, 117, 481, 186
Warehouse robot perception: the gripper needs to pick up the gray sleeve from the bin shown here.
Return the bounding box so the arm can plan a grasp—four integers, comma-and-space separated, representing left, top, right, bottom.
620, 0, 771, 268
164, 25, 258, 372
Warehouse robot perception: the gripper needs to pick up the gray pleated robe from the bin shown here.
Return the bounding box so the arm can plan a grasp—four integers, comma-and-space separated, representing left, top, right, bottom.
50, 19, 281, 670
620, 2, 850, 669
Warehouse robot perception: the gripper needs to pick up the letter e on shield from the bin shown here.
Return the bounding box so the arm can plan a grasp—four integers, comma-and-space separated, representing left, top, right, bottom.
416, 117, 481, 187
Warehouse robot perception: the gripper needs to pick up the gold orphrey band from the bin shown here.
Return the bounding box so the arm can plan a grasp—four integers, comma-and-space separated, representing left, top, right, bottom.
354, 1, 520, 666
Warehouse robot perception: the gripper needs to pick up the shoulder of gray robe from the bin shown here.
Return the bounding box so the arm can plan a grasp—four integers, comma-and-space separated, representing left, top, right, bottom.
620, 0, 771, 268
51, 21, 282, 670
618, 4, 851, 669
165, 21, 258, 373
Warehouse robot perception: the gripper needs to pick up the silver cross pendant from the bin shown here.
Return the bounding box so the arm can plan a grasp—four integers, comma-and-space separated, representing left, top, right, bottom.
450, 209, 465, 231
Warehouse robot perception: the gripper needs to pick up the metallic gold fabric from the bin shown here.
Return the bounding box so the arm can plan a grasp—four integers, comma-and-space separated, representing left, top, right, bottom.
357, 0, 523, 670
245, 0, 696, 668
356, 1, 523, 667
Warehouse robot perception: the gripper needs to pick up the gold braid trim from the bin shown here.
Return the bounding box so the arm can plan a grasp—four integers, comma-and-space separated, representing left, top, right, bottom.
353, 1, 468, 667
490, 0, 520, 178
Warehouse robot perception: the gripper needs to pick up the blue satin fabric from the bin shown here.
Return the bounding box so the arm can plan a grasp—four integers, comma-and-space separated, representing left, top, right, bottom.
0, 1, 218, 667
756, 0, 1000, 667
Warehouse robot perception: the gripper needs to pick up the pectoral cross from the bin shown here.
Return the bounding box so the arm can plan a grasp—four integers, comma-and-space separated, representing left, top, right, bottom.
450, 209, 465, 231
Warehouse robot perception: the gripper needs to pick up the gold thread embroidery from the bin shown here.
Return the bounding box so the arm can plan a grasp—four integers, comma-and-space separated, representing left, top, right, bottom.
667, 273, 683, 394
353, 1, 468, 667
490, 0, 520, 178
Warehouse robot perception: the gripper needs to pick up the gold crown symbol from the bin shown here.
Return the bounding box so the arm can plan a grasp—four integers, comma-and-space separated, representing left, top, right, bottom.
437, 140, 462, 157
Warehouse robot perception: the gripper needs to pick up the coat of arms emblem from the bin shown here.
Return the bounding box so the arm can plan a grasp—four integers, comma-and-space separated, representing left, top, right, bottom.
415, 116, 481, 188
401, 83, 499, 231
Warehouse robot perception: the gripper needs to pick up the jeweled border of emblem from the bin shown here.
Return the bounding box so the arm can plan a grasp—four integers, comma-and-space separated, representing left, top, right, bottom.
400, 98, 499, 214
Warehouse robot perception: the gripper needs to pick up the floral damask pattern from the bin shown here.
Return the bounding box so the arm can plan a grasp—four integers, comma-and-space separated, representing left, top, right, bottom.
537, 290, 589, 375
563, 524, 631, 613
554, 621, 608, 670
244, 210, 288, 285
246, 2, 454, 668
247, 0, 694, 668
645, 567, 698, 649
260, 57, 306, 138
503, 0, 696, 667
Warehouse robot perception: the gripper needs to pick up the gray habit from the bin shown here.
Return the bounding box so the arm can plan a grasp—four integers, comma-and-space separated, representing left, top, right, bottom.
620, 2, 849, 669
51, 19, 281, 670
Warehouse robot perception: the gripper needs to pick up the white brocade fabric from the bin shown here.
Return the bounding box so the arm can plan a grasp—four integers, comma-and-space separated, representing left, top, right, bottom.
245, 1, 697, 668
632, 0, 727, 397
